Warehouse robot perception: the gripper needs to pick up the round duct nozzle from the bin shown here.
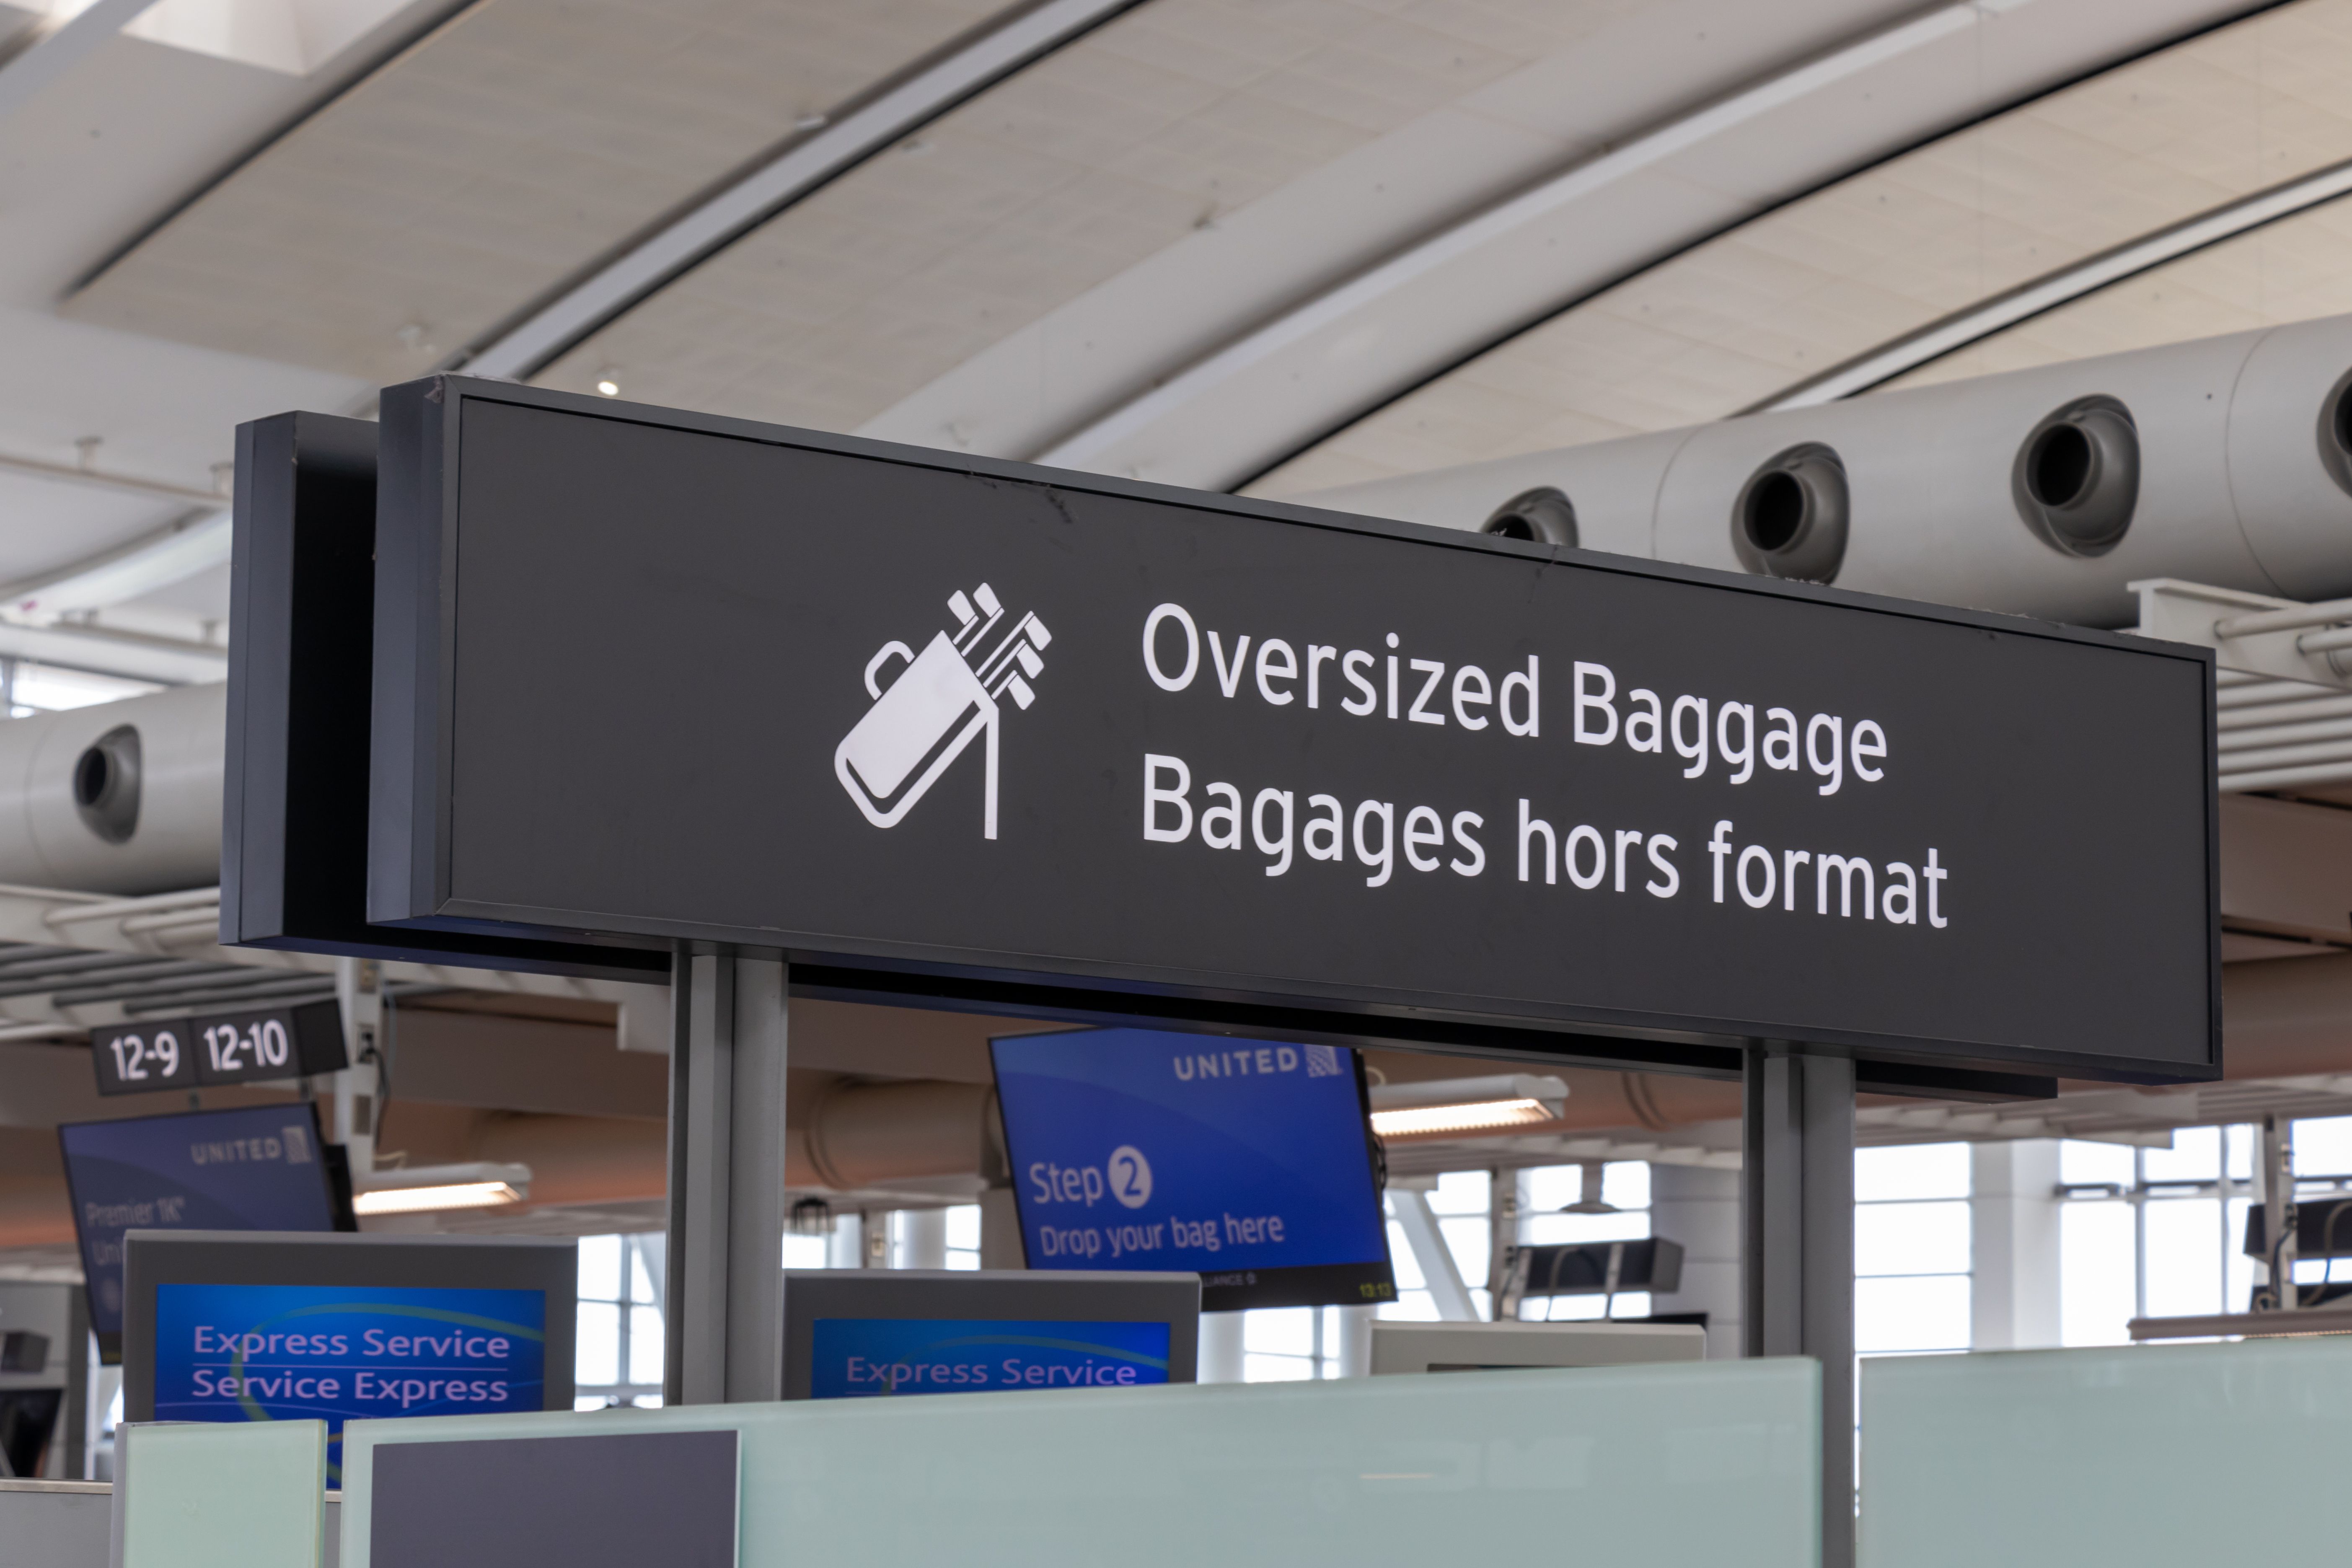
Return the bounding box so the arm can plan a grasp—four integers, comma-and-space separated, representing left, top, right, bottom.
2013, 396, 2137, 556
2317, 367, 2352, 498
1732, 443, 1848, 583
73, 724, 140, 846
1482, 486, 1578, 547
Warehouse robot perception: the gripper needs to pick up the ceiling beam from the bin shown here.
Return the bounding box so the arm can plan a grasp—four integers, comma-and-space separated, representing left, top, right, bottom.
0, 617, 224, 684
0, 509, 231, 624
0, 447, 225, 508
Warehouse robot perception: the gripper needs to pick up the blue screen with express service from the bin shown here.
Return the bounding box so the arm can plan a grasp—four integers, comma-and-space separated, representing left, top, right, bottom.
990, 1029, 1395, 1311
151, 1282, 546, 1475
809, 1317, 1170, 1398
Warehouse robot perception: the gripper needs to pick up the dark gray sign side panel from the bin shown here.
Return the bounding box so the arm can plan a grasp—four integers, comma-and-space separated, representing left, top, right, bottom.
224, 411, 372, 944
366, 377, 2217, 1083
370, 384, 448, 938
225, 410, 665, 982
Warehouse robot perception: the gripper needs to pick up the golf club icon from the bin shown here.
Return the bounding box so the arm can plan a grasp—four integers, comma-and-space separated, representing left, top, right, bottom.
834, 583, 1050, 840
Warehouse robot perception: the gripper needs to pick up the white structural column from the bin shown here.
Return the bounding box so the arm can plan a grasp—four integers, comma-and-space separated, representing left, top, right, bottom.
1198, 1311, 1246, 1383
1648, 1162, 1744, 1361
665, 953, 789, 1404
978, 1188, 1025, 1269
1744, 1048, 1856, 1568
1332, 1304, 1373, 1378
826, 1213, 864, 1270
1970, 1140, 2063, 1350
895, 1208, 949, 1270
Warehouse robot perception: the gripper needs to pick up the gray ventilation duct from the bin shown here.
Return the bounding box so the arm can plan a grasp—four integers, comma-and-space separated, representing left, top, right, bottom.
1731, 443, 1847, 582
2013, 396, 2137, 557
1482, 486, 1578, 547
1301, 313, 2352, 627
0, 684, 224, 895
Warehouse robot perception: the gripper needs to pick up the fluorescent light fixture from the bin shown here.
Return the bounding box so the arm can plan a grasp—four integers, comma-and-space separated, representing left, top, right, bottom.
1371, 1099, 1555, 1137
352, 1161, 530, 1216
354, 1182, 521, 1216
1367, 1074, 1570, 1138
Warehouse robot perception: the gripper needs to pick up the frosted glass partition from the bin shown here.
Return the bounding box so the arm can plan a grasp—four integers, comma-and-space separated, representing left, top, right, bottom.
1861, 1338, 2352, 1566
116, 1419, 327, 1568
343, 1360, 1818, 1568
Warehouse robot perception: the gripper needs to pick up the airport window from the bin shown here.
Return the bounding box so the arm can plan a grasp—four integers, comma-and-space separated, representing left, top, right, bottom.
1376, 1169, 1498, 1325
1514, 1162, 1654, 1322
1365, 1163, 1656, 1335
944, 1204, 982, 1269
576, 1234, 665, 1408
1855, 1143, 1971, 1353
1242, 1306, 1352, 1381
2049, 1121, 2352, 1344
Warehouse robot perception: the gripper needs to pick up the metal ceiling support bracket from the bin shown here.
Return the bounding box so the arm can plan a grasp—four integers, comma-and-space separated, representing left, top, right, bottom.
0, 448, 227, 508
2132, 578, 2352, 689
2129, 578, 2352, 792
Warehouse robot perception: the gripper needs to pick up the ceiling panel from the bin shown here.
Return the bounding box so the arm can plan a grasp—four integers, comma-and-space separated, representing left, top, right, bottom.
1878, 190, 2352, 389
59, 0, 1009, 384
532, 0, 1724, 432
1250, 0, 2352, 498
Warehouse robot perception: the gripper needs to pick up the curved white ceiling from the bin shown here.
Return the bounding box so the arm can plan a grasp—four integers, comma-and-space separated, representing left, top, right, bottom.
526, 0, 2257, 484
62, 0, 1009, 383
1255, 0, 2351, 497
536, 0, 1780, 428
3, 0, 2341, 682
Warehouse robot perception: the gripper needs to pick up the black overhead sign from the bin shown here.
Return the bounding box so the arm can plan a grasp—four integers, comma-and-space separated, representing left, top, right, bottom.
363, 378, 2217, 1084
92, 999, 347, 1096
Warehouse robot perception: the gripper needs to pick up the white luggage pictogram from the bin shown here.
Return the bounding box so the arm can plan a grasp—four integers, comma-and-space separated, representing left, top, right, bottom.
834, 583, 1049, 839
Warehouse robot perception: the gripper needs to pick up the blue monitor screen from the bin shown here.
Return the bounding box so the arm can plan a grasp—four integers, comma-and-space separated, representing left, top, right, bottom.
153, 1282, 546, 1472
808, 1317, 1170, 1398
990, 1029, 1395, 1311
59, 1105, 339, 1340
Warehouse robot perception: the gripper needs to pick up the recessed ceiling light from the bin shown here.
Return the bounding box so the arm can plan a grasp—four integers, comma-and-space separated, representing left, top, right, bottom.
595, 377, 620, 397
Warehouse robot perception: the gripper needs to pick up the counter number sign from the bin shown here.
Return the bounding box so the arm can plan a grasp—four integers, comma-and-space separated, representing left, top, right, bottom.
92, 998, 347, 1096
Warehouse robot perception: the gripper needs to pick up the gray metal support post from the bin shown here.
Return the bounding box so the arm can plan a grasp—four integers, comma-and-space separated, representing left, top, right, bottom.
664, 952, 789, 1405
1743, 1047, 1855, 1568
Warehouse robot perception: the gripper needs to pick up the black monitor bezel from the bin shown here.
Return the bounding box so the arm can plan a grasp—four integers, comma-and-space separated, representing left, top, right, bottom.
780, 1268, 1199, 1400
989, 1030, 1397, 1313
122, 1230, 578, 1423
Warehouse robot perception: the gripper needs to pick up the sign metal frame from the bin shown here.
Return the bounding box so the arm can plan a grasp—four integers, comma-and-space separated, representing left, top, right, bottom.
363, 376, 2219, 1087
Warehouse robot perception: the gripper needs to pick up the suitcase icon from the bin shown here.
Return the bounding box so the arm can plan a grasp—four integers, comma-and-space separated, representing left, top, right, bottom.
834, 584, 1049, 840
